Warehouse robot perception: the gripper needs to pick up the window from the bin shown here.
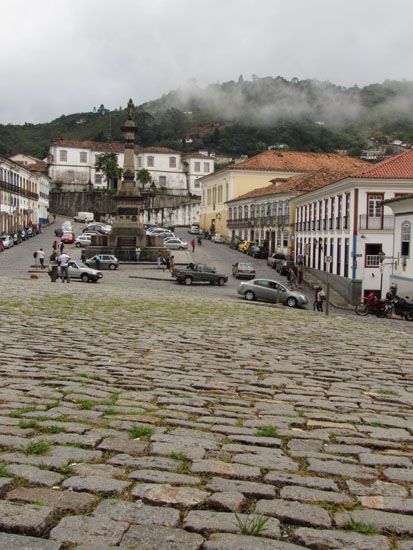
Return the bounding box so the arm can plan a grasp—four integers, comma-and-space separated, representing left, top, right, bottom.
337, 238, 342, 275
365, 243, 382, 267
401, 221, 411, 257
60, 150, 67, 162
344, 238, 349, 277
367, 194, 383, 219
80, 152, 87, 163
203, 162, 209, 172
169, 157, 176, 168
147, 156, 154, 167
95, 174, 102, 184
137, 157, 142, 168
283, 230, 288, 247
159, 176, 166, 186
194, 162, 201, 172
329, 239, 334, 273
194, 181, 200, 188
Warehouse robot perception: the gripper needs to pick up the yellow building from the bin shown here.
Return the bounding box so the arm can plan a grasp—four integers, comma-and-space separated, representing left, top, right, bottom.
199, 151, 369, 237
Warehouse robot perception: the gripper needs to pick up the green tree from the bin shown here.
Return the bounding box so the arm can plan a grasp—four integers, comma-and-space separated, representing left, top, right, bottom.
136, 168, 152, 190
95, 153, 121, 190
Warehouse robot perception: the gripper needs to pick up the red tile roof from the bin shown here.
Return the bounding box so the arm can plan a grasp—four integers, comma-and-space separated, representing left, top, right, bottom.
353, 149, 413, 179
230, 150, 369, 173
50, 139, 178, 155
227, 169, 352, 203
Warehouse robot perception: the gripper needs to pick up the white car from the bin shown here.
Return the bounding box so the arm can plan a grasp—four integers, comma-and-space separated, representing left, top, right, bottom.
163, 238, 188, 250
212, 233, 225, 243
75, 235, 92, 248
67, 261, 103, 283
0, 235, 14, 249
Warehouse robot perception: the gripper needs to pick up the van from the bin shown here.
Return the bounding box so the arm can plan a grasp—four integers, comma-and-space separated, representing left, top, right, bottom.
74, 212, 94, 223
189, 223, 200, 234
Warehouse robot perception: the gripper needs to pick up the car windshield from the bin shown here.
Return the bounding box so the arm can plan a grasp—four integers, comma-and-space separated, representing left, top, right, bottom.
238, 263, 253, 269
76, 261, 88, 268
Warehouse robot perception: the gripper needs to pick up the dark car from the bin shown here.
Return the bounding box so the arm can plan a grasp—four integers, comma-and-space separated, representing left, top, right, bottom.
276, 260, 298, 276
163, 224, 175, 232
267, 253, 287, 269
232, 262, 256, 280
247, 245, 268, 259
54, 227, 63, 237
172, 263, 228, 286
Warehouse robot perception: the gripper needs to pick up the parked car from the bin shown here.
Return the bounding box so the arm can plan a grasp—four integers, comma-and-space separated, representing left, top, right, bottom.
144, 223, 157, 231
147, 229, 174, 238
75, 235, 92, 247
73, 211, 94, 223
0, 235, 14, 249
276, 260, 298, 277
238, 278, 308, 308
67, 261, 103, 283
163, 224, 175, 232
212, 233, 225, 243
20, 229, 26, 241
25, 227, 34, 238
172, 263, 228, 285
86, 254, 119, 270
54, 226, 64, 237
239, 241, 255, 253
61, 232, 75, 244
232, 262, 256, 280
83, 224, 111, 235
12, 233, 21, 245
189, 224, 200, 234
229, 237, 243, 250
163, 238, 188, 250
247, 245, 268, 259
267, 253, 287, 269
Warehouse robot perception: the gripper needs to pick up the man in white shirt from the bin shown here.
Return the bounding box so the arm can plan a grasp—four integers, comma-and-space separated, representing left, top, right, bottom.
37, 248, 45, 270
58, 252, 71, 283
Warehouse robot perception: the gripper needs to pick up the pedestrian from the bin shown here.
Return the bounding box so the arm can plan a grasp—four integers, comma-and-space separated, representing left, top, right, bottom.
33, 250, 38, 267
52, 240, 58, 254
37, 248, 45, 270
296, 252, 304, 266
58, 251, 71, 283
170, 255, 175, 271
156, 254, 161, 269
297, 263, 303, 285
80, 249, 86, 263
161, 256, 167, 272
191, 238, 196, 253
48, 252, 59, 282
166, 256, 171, 271
197, 235, 202, 246
287, 267, 297, 289
53, 213, 56, 223
317, 287, 326, 312
135, 247, 141, 262
59, 241, 64, 254
95, 255, 101, 270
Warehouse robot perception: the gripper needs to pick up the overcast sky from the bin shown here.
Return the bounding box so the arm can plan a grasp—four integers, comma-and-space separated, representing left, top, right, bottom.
1, 0, 413, 124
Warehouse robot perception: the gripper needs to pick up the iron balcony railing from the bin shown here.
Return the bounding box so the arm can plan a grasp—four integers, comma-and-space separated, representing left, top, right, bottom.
0, 179, 39, 201
359, 215, 394, 230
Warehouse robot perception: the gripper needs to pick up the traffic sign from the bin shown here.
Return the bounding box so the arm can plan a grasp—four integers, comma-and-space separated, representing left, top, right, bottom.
325, 256, 332, 263
379, 263, 384, 272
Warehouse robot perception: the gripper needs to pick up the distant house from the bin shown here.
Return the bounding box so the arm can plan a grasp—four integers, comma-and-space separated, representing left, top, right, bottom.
182, 153, 215, 196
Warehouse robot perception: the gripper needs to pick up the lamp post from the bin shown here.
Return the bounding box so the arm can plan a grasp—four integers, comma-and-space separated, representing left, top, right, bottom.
379, 250, 386, 299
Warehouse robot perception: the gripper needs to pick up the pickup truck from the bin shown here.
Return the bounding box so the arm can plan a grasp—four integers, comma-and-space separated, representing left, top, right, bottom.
172, 263, 228, 286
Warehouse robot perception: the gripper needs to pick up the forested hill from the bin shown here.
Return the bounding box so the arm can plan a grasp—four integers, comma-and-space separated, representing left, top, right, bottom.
1, 76, 413, 160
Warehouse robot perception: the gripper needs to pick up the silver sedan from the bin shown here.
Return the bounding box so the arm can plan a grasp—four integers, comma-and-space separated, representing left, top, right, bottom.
237, 278, 308, 308
163, 237, 188, 250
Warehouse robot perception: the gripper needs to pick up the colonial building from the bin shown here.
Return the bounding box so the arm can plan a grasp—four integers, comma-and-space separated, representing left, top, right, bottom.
48, 140, 213, 196
294, 150, 413, 303
182, 153, 214, 196
200, 150, 368, 237
384, 193, 413, 296
0, 155, 50, 234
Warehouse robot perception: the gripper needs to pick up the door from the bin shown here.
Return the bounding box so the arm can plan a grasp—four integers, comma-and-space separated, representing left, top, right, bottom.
253, 280, 273, 302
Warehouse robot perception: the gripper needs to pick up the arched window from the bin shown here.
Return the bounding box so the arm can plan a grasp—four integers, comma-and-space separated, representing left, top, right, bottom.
233, 208, 237, 221
228, 207, 232, 220
401, 221, 411, 257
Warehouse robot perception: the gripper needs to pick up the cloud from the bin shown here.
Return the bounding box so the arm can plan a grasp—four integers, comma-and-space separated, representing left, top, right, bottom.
0, 0, 413, 124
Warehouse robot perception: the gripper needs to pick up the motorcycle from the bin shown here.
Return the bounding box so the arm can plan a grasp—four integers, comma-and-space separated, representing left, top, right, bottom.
383, 295, 413, 321
355, 291, 389, 317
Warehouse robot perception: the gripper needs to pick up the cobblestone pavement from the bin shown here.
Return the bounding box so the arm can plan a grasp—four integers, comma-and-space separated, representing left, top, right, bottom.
0, 278, 412, 549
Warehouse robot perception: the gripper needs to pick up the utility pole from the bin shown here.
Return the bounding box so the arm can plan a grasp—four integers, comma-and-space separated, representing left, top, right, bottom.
325, 255, 332, 315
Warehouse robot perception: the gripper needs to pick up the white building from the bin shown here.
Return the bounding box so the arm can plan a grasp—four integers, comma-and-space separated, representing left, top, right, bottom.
384, 194, 413, 296
183, 154, 215, 196
294, 150, 413, 303
0, 155, 50, 234
48, 140, 213, 196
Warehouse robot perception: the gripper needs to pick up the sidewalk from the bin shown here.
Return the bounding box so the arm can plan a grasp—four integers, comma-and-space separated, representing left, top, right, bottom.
302, 269, 353, 310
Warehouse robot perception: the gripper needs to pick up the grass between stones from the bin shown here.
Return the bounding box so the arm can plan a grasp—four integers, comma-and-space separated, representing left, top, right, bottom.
19, 419, 38, 429
254, 426, 278, 438
234, 512, 270, 536
171, 452, 192, 473
76, 399, 98, 410
129, 425, 154, 439
377, 389, 400, 396
25, 440, 53, 456
346, 518, 378, 535
10, 406, 37, 418
0, 462, 10, 476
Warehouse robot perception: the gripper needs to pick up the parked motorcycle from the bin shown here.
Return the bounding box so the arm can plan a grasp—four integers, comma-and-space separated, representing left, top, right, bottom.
355, 292, 389, 317
383, 295, 413, 321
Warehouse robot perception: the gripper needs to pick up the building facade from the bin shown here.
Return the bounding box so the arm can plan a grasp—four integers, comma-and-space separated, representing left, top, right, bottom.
200, 151, 368, 238
182, 154, 214, 196
48, 140, 213, 196
384, 194, 413, 296
294, 151, 413, 303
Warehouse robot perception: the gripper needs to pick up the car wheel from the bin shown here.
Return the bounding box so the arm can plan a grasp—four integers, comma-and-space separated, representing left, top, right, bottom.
184, 276, 193, 285
109, 264, 116, 270
406, 310, 413, 322
75, 243, 81, 248
218, 277, 225, 286
81, 274, 89, 283
178, 246, 184, 250
245, 290, 256, 301
286, 297, 297, 308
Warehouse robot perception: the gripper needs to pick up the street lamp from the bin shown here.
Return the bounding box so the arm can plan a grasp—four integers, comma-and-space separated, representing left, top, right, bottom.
379, 250, 386, 299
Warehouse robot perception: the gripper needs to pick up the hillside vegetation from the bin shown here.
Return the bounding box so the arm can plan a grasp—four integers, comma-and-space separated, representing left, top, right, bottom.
1, 76, 413, 159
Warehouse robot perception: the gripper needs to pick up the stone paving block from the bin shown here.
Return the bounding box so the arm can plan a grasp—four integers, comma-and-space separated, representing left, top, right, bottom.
0, 532, 63, 550
0, 477, 14, 497
359, 453, 412, 467
232, 452, 298, 472
280, 485, 353, 504
0, 434, 29, 451
265, 472, 339, 491
71, 462, 125, 477
6, 487, 98, 512
108, 453, 180, 470
357, 496, 413, 514
184, 510, 281, 538
62, 475, 130, 495
256, 498, 331, 528
151, 441, 206, 460
93, 498, 180, 526
398, 541, 413, 550
335, 509, 413, 535
383, 467, 413, 483
50, 515, 129, 546
204, 533, 305, 549
0, 500, 55, 535
308, 458, 377, 480
294, 527, 391, 549
191, 459, 261, 480
206, 477, 276, 498
119, 524, 204, 550
7, 464, 64, 487
346, 479, 409, 497
207, 491, 248, 512
132, 483, 209, 508
97, 436, 148, 454
128, 468, 201, 485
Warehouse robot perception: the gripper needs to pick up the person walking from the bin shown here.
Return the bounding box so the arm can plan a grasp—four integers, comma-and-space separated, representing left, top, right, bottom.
287, 267, 297, 289
95, 255, 101, 270
165, 256, 171, 272
297, 263, 303, 285
38, 248, 45, 270
59, 241, 65, 254
317, 287, 326, 312
156, 254, 161, 270
197, 235, 202, 246
48, 252, 59, 282
52, 240, 58, 254
169, 255, 175, 271
80, 249, 86, 263
135, 247, 141, 262
58, 251, 71, 283
191, 238, 196, 253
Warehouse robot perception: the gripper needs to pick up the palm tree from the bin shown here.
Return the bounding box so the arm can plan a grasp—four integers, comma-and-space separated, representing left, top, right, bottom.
95, 153, 121, 190
136, 168, 152, 190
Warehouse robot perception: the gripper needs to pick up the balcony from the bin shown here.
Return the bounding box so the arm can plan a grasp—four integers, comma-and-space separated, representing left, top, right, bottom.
276, 214, 290, 226
343, 215, 349, 230
359, 215, 394, 231
227, 217, 250, 228
0, 179, 39, 201
336, 216, 341, 230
